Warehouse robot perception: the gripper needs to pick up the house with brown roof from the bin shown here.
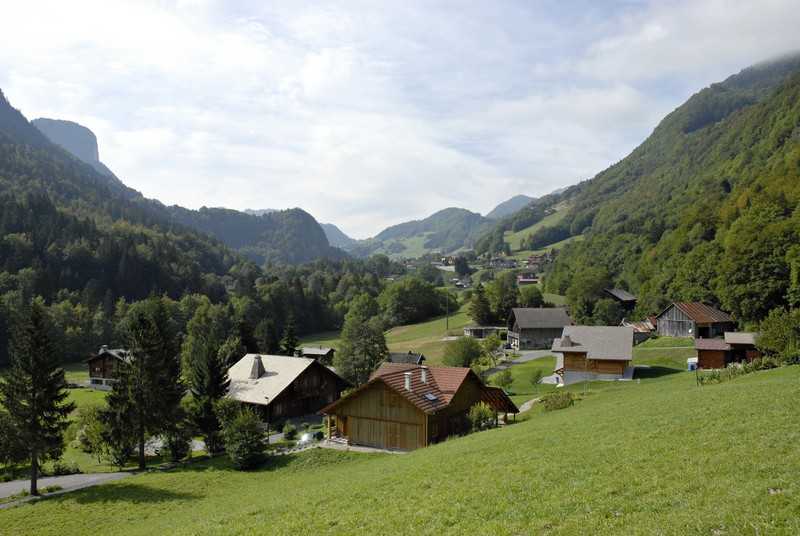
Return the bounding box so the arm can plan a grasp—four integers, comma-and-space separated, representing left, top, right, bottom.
695, 332, 761, 369
552, 326, 634, 385
656, 302, 735, 338
321, 363, 518, 450
508, 307, 573, 350
228, 354, 349, 424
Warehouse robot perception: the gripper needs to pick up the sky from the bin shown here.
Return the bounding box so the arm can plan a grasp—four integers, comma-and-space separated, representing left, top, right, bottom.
1, 1, 799, 239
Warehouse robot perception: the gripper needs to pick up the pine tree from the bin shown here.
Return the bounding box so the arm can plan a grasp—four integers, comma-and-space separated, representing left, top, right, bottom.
469, 283, 493, 325
280, 316, 299, 356
334, 294, 388, 385
0, 300, 74, 495
104, 297, 183, 470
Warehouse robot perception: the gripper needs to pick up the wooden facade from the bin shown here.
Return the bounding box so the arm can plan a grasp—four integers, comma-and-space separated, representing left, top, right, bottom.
697, 349, 727, 369
657, 303, 735, 338
562, 352, 627, 375
263, 361, 347, 423
86, 347, 130, 389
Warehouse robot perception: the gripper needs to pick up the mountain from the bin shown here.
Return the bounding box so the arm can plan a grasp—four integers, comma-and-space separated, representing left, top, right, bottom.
32, 118, 123, 188
346, 207, 491, 258
485, 194, 535, 219
243, 208, 277, 217
540, 52, 800, 324
321, 223, 356, 248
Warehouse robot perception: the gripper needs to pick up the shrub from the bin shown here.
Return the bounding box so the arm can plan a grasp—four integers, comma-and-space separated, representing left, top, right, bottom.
71, 405, 105, 454
220, 409, 266, 470
50, 460, 81, 476
282, 422, 298, 440
529, 369, 543, 389
163, 422, 193, 462
542, 391, 574, 411
443, 337, 483, 367
492, 369, 513, 392
468, 402, 495, 432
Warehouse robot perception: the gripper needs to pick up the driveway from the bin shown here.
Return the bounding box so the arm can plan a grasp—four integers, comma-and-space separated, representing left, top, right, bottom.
0, 472, 131, 504
483, 349, 553, 377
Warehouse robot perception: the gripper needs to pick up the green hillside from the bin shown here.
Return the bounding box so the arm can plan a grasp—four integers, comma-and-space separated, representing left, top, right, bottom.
2, 365, 797, 534
504, 204, 569, 250
539, 54, 800, 323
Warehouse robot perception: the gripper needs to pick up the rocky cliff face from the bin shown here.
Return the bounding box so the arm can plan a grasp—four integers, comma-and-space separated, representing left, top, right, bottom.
32, 118, 118, 180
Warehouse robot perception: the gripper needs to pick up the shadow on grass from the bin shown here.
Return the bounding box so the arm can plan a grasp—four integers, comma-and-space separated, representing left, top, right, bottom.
47, 482, 203, 505
176, 452, 295, 474
634, 366, 683, 380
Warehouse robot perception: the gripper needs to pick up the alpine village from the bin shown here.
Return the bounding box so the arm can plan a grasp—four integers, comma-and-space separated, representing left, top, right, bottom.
1, 5, 800, 536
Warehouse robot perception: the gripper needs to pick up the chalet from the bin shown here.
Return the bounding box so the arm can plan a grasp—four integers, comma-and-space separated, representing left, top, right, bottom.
227, 354, 349, 424
463, 325, 505, 339
620, 317, 656, 345
321, 363, 518, 450
656, 302, 735, 338
552, 326, 634, 385
516, 273, 539, 286
300, 346, 336, 365
604, 288, 637, 311
386, 351, 426, 365
694, 332, 761, 369
508, 307, 573, 350
86, 346, 131, 390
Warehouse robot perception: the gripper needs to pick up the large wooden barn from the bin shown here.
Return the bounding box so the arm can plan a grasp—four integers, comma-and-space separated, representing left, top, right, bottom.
227, 354, 349, 423
551, 326, 634, 385
508, 307, 573, 350
656, 302, 735, 338
321, 363, 518, 450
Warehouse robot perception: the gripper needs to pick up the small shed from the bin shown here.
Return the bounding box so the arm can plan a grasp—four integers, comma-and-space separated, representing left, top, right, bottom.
694, 332, 761, 369
463, 326, 505, 339
300, 346, 336, 365
656, 302, 735, 338
604, 288, 637, 311
386, 351, 426, 365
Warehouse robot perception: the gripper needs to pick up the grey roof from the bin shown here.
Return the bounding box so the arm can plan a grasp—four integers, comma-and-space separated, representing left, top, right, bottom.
301, 346, 335, 356
93, 346, 131, 363
510, 308, 573, 329
724, 332, 758, 345
604, 288, 637, 303
386, 352, 426, 365
552, 326, 633, 361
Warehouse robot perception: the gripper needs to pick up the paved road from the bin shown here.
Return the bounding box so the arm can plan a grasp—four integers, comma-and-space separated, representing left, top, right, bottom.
0, 472, 131, 503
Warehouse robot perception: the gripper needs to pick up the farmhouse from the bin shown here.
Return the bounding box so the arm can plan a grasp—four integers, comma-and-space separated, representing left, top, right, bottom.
656, 302, 735, 338
386, 351, 426, 365
321, 363, 518, 450
227, 354, 349, 423
508, 307, 573, 350
604, 288, 637, 311
300, 346, 335, 365
695, 332, 761, 369
516, 273, 538, 286
552, 326, 634, 385
86, 345, 131, 390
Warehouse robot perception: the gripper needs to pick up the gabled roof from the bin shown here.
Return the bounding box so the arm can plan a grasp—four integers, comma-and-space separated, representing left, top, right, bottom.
386, 351, 426, 365
87, 346, 131, 364
621, 318, 655, 333
301, 346, 335, 356
659, 302, 734, 323
724, 332, 758, 346
323, 363, 518, 415
695, 338, 730, 351
604, 288, 637, 303
510, 307, 573, 329
227, 354, 345, 407
552, 326, 633, 361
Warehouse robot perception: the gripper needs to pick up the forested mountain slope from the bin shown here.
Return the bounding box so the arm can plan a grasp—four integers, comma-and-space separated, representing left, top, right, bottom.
485, 194, 535, 219
347, 207, 491, 258
541, 54, 800, 324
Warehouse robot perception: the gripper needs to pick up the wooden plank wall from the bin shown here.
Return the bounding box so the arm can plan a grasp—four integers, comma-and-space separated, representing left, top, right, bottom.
657, 305, 695, 337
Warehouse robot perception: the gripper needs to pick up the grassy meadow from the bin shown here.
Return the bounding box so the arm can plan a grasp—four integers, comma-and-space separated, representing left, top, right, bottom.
2, 359, 797, 535
503, 207, 568, 251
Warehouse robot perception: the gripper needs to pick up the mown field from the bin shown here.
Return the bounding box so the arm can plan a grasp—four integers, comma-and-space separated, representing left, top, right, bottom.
2, 359, 797, 535
503, 207, 568, 251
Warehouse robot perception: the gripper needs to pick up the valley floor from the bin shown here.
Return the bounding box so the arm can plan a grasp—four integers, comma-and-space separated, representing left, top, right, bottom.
1, 364, 797, 535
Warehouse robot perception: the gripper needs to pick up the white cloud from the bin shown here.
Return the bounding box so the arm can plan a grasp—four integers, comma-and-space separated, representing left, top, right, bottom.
0, 0, 799, 238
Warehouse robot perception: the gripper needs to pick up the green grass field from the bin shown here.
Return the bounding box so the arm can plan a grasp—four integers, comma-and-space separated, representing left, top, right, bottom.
504, 207, 568, 251
2, 358, 797, 535
638, 336, 695, 348
302, 307, 472, 364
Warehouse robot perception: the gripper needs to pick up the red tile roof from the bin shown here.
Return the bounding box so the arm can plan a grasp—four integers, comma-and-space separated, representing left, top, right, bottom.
672, 302, 734, 323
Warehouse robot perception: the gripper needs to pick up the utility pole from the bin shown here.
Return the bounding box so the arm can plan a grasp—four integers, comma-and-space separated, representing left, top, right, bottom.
445, 289, 450, 332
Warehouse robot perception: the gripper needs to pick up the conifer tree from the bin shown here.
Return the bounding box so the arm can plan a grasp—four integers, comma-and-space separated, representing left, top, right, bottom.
0, 300, 74, 495
280, 316, 299, 356
469, 283, 493, 326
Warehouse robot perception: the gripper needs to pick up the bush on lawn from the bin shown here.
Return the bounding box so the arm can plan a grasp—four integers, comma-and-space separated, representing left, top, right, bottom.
219, 407, 266, 470
71, 405, 105, 455
468, 402, 495, 432
50, 460, 81, 476
282, 422, 298, 440
542, 391, 574, 411
163, 421, 193, 463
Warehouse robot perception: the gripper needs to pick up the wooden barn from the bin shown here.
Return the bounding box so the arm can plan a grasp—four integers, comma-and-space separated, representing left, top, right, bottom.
321, 363, 518, 451
604, 288, 637, 312
552, 326, 634, 385
299, 346, 335, 365
656, 302, 735, 338
386, 351, 426, 365
508, 307, 573, 350
695, 332, 761, 369
227, 354, 349, 424
85, 346, 131, 390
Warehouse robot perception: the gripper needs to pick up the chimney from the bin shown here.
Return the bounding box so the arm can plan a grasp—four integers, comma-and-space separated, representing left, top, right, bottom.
420, 366, 428, 384
249, 355, 265, 379
561, 335, 573, 347
404, 371, 412, 391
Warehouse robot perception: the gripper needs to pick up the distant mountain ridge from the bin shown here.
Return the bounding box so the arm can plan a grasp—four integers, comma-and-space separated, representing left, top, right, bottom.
320, 223, 356, 247
485, 194, 535, 219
